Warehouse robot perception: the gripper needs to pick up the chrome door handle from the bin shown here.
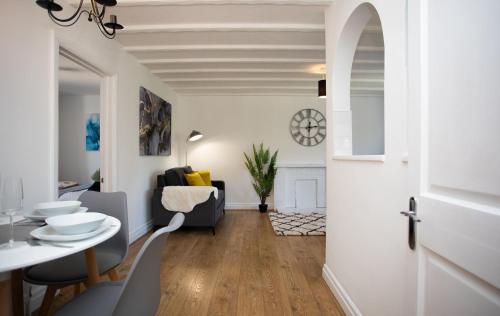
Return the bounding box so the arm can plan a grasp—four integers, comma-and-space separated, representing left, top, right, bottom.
400, 211, 421, 222
401, 197, 419, 250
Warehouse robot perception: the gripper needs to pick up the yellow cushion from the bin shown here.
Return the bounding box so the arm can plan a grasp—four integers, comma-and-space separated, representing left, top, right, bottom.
196, 170, 212, 186
184, 172, 206, 186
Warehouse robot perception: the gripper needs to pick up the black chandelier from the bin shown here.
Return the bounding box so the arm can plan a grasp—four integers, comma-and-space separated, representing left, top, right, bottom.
36, 0, 124, 39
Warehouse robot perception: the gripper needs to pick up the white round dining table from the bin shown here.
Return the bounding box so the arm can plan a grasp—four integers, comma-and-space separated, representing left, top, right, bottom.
0, 216, 121, 316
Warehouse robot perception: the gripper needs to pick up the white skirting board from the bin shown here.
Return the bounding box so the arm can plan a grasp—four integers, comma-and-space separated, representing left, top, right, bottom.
129, 219, 153, 243
225, 203, 274, 210
278, 207, 326, 214
322, 264, 363, 316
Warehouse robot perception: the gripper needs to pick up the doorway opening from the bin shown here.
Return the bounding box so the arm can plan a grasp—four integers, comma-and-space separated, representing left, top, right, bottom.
57, 50, 104, 199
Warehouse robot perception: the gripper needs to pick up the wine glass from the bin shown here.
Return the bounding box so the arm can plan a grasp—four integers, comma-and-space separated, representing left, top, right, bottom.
0, 176, 24, 249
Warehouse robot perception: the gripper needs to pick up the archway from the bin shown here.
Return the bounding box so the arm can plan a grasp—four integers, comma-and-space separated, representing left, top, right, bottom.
331, 3, 384, 157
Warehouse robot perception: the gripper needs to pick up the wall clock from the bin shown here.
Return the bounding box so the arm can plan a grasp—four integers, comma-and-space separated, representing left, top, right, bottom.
289, 108, 326, 146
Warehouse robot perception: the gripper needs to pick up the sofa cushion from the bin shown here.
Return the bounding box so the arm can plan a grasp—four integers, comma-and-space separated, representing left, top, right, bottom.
164, 167, 189, 186
195, 170, 212, 186
184, 173, 206, 186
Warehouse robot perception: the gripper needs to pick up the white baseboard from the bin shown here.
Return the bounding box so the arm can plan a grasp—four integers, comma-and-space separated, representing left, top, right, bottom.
225, 202, 274, 210
129, 219, 153, 243
278, 207, 326, 214
322, 264, 363, 316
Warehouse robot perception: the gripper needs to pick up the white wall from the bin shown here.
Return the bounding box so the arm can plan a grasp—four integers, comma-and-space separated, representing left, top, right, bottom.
324, 1, 416, 316
59, 94, 100, 185
0, 0, 180, 243
351, 95, 384, 155
178, 95, 326, 209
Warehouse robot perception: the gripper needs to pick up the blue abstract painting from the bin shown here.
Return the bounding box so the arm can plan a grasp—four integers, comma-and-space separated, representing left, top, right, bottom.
86, 113, 100, 151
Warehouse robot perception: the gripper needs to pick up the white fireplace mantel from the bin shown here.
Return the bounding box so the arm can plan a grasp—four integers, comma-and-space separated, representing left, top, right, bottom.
274, 162, 326, 214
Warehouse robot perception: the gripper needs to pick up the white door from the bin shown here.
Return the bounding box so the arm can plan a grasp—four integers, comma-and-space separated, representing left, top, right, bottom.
408, 0, 500, 315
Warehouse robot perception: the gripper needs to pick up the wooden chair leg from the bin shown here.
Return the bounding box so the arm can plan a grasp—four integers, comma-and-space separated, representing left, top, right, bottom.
107, 268, 120, 281
83, 280, 90, 289
38, 286, 57, 316
73, 283, 81, 296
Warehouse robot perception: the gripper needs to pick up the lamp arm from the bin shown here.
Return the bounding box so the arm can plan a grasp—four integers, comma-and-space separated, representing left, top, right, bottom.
185, 140, 189, 166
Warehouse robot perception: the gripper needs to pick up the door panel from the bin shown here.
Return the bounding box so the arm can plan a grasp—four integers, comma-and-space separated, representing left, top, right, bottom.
420, 195, 500, 288
409, 0, 500, 314
426, 0, 500, 198
423, 252, 500, 316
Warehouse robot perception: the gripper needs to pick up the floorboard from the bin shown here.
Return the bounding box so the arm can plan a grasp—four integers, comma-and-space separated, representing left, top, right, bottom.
48, 210, 344, 316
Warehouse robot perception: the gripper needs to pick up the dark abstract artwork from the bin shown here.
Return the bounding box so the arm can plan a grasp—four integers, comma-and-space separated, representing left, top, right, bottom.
86, 113, 100, 151
139, 87, 172, 156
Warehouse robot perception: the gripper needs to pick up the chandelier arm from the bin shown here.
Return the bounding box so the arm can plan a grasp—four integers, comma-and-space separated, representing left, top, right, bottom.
98, 5, 106, 20
90, 0, 108, 22
90, 1, 106, 20
48, 0, 84, 23
38, 0, 119, 39
95, 17, 116, 39
49, 9, 89, 27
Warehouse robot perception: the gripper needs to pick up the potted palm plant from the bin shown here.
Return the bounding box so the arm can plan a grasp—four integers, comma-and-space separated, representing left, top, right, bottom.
244, 143, 278, 213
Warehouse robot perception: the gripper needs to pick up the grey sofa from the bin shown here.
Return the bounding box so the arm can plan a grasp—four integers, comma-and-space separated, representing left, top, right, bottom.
152, 166, 225, 234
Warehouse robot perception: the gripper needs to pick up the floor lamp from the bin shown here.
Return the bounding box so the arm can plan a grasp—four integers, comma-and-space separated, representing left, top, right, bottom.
185, 130, 203, 166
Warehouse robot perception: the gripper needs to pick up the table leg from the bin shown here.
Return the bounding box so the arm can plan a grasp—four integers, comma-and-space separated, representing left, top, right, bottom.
10, 270, 23, 316
0, 273, 13, 316
84, 247, 100, 286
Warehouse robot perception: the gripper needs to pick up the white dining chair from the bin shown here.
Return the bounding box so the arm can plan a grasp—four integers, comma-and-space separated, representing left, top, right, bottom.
52, 212, 185, 316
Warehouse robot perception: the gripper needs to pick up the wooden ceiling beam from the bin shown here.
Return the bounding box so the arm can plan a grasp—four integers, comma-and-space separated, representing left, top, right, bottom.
109, 0, 333, 6
151, 68, 323, 74
120, 23, 324, 33
124, 44, 325, 52
162, 77, 322, 82
140, 58, 325, 64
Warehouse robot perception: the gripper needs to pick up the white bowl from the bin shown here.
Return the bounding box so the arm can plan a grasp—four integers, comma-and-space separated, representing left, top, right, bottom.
46, 212, 107, 235
34, 201, 82, 216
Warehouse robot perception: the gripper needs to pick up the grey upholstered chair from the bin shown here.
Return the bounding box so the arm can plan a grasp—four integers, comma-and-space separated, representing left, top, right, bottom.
23, 191, 129, 316
53, 213, 185, 316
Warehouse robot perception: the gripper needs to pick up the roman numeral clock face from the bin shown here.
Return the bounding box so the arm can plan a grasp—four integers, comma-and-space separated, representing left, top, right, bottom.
289, 109, 326, 146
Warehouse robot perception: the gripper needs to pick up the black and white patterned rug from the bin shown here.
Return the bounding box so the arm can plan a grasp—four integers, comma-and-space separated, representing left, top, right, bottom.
268, 211, 326, 236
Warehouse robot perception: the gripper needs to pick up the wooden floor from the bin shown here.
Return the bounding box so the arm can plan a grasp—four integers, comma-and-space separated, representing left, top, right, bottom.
50, 210, 344, 315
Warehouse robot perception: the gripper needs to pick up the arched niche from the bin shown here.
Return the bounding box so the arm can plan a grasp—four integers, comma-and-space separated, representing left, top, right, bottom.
331, 3, 385, 157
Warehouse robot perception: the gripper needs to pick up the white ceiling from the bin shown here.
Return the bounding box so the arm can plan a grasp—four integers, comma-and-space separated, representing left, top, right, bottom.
68, 0, 384, 96
103, 0, 328, 96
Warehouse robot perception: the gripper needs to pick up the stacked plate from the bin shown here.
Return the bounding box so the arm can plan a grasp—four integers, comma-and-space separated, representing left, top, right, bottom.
31, 212, 111, 241
28, 201, 111, 241
26, 201, 87, 221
